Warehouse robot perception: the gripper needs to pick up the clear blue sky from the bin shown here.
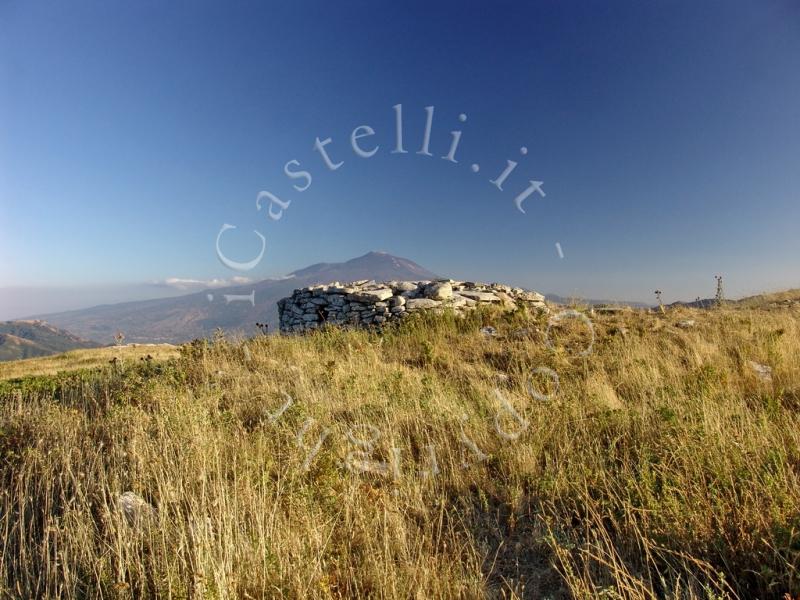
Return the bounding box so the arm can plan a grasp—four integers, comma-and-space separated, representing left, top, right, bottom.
1, 1, 799, 317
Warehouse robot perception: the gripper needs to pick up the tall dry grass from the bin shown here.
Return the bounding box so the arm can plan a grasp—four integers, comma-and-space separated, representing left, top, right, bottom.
0, 302, 799, 598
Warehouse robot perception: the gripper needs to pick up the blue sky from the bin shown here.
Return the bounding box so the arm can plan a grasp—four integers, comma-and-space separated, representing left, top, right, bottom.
1, 1, 799, 317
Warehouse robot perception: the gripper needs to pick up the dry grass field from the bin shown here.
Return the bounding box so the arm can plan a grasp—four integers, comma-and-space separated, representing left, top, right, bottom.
0, 297, 799, 598
0, 344, 180, 381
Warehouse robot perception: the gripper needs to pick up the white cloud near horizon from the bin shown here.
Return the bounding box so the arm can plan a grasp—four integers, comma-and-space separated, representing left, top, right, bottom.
151, 273, 296, 291
154, 276, 253, 291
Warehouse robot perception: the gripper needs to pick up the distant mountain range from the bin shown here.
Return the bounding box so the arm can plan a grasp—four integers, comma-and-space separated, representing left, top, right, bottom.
35, 252, 440, 344
0, 320, 101, 362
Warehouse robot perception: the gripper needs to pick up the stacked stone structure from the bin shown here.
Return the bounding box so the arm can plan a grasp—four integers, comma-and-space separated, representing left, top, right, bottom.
278, 279, 547, 333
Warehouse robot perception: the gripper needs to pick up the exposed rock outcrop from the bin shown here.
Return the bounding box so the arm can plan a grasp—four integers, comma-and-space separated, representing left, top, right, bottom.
277, 280, 547, 333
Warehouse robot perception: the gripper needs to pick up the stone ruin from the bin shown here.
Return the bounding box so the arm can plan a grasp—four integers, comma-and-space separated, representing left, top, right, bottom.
277, 279, 548, 333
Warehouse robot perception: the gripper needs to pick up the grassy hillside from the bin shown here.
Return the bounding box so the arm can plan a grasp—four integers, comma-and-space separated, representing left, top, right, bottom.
0, 302, 798, 598
0, 320, 101, 362
0, 343, 179, 380
735, 288, 800, 310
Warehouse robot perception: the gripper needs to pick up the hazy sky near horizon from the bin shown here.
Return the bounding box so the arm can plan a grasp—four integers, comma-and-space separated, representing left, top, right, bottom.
2, 0, 799, 318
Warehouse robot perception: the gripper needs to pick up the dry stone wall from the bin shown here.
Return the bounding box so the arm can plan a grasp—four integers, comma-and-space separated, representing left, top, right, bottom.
277, 279, 548, 333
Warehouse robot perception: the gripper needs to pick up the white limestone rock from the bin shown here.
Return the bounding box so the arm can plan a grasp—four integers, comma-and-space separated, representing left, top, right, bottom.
406, 298, 443, 310
459, 290, 500, 302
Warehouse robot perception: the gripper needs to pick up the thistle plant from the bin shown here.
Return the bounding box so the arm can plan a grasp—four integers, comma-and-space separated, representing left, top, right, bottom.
715, 275, 725, 307
111, 331, 126, 372
655, 289, 664, 313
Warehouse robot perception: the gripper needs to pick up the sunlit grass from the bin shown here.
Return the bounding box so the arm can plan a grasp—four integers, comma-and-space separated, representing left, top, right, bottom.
0, 302, 798, 598
0, 344, 180, 381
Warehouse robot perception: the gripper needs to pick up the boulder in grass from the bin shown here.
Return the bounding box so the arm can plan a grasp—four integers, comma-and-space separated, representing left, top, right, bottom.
118, 491, 156, 528
747, 360, 772, 383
